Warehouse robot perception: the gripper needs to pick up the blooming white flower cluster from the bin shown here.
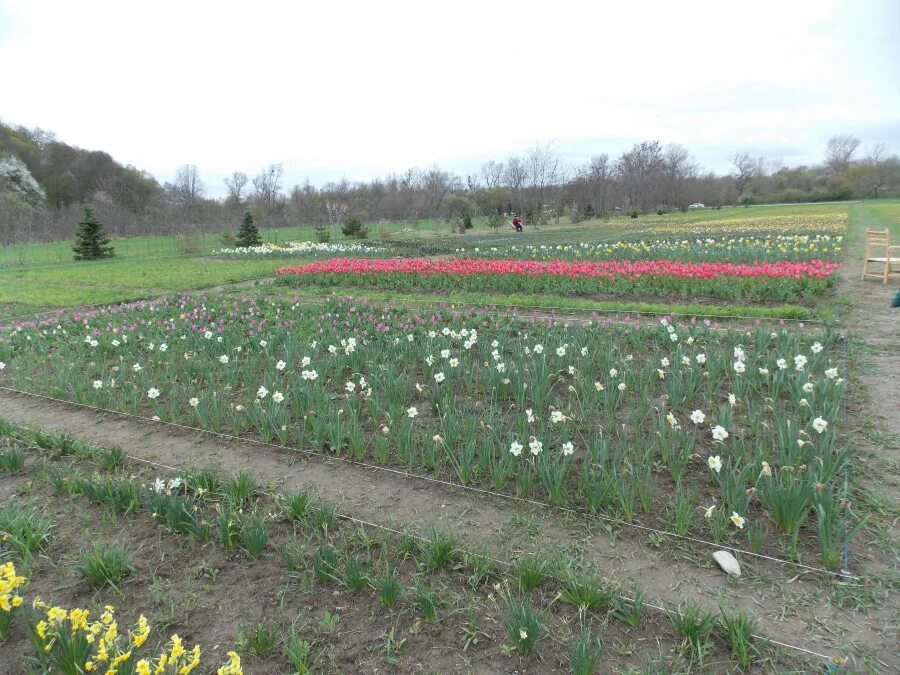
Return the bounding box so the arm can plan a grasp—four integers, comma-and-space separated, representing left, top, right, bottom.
214, 241, 380, 256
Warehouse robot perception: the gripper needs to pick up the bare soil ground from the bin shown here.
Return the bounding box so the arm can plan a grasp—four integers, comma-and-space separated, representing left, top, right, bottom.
0, 449, 745, 674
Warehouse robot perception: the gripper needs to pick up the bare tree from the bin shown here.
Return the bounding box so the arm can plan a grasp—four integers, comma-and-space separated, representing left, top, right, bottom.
868, 142, 888, 165
616, 141, 665, 213
525, 142, 560, 218
253, 163, 284, 210
502, 155, 528, 214
171, 164, 205, 205
224, 171, 249, 205
825, 135, 860, 173
731, 153, 756, 197
662, 143, 696, 209
480, 160, 504, 190
421, 166, 459, 217
581, 154, 613, 215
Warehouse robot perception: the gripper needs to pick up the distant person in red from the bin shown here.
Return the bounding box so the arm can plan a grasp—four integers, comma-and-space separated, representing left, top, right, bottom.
512, 215, 523, 232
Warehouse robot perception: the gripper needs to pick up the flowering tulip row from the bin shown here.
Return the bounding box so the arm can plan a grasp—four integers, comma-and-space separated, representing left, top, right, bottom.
454, 234, 843, 263
275, 257, 839, 302
0, 294, 848, 564
621, 213, 848, 237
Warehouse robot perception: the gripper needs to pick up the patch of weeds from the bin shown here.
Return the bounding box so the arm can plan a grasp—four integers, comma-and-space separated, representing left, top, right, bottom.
224, 471, 255, 509
342, 554, 369, 592
239, 620, 279, 657
0, 446, 25, 472
313, 546, 339, 584
379, 627, 406, 666
717, 598, 758, 668
100, 446, 126, 471
568, 629, 603, 675
0, 501, 52, 561
614, 586, 646, 627
80, 543, 134, 588
283, 537, 308, 572
375, 568, 403, 608
420, 525, 455, 571
238, 513, 269, 557
462, 549, 496, 590
561, 572, 617, 619
280, 487, 315, 523
312, 503, 337, 536
416, 584, 438, 621
284, 629, 314, 674
319, 610, 339, 632
460, 604, 489, 651
77, 476, 140, 515
515, 554, 548, 592
668, 601, 717, 666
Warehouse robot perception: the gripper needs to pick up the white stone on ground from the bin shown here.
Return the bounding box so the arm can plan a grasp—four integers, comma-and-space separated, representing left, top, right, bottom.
712, 550, 741, 577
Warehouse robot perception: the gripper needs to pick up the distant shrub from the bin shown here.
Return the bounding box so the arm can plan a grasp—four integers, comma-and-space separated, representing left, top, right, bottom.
487, 212, 505, 231
629, 208, 639, 219
314, 224, 331, 243
378, 229, 392, 239
72, 203, 114, 260
236, 211, 262, 247
176, 232, 201, 254
341, 218, 369, 239
463, 214, 472, 229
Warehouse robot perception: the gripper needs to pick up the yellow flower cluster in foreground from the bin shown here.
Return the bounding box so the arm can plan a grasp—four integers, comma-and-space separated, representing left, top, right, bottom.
30, 598, 242, 675
0, 561, 25, 613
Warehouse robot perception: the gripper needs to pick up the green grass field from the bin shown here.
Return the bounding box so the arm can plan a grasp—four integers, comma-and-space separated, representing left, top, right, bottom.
0, 257, 290, 318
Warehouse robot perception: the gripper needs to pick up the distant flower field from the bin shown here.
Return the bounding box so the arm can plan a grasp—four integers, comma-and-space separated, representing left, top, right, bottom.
0, 295, 848, 566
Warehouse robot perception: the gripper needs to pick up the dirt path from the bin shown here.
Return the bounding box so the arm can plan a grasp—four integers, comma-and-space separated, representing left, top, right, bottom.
0, 390, 893, 669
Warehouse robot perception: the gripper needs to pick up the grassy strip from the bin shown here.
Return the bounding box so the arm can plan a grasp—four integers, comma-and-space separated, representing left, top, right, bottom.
258, 284, 814, 320
0, 257, 293, 314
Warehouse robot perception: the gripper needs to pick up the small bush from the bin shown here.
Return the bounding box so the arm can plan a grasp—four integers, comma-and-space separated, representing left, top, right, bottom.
628, 208, 639, 218
175, 233, 201, 254
314, 225, 331, 243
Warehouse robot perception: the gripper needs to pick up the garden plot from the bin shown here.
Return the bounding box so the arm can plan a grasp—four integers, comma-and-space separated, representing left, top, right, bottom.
0, 432, 817, 673
0, 295, 849, 569
275, 257, 839, 303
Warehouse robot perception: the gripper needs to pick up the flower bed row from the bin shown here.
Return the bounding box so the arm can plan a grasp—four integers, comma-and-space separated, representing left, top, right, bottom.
275, 258, 840, 302
0, 295, 849, 566
454, 234, 843, 263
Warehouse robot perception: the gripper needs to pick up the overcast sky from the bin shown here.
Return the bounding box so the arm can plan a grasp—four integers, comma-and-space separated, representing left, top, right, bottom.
1, 0, 898, 197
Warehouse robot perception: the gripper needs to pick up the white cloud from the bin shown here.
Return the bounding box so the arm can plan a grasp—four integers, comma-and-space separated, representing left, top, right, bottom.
1, 0, 897, 196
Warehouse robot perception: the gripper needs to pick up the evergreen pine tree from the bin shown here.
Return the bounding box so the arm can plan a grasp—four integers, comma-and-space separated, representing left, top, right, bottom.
72, 203, 114, 260
235, 210, 262, 247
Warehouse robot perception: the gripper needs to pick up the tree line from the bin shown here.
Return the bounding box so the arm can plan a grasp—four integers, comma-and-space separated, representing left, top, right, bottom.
1, 120, 898, 245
